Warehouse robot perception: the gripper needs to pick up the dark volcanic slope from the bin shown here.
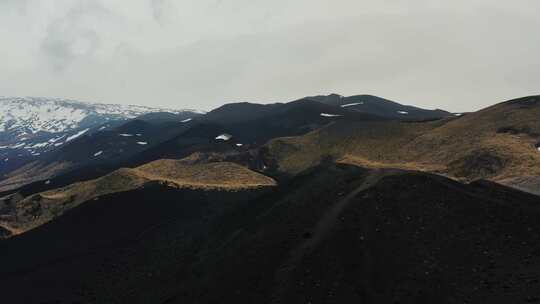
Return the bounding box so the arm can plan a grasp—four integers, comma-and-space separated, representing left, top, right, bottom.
0, 117, 196, 194
1, 163, 540, 304
0, 225, 12, 239
202, 99, 386, 144
307, 93, 451, 120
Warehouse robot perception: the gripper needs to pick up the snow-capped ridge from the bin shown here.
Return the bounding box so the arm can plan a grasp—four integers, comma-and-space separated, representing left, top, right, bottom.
0, 97, 200, 134
0, 96, 202, 160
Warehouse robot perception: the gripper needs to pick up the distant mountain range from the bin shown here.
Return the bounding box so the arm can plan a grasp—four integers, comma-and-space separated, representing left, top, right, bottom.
0, 94, 448, 192
0, 97, 203, 176
0, 97, 202, 153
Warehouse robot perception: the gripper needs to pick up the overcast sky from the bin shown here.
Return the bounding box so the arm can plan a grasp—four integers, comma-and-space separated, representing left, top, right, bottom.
1, 0, 539, 112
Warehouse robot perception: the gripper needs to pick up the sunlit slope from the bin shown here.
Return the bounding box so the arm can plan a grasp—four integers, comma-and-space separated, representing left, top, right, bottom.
267, 96, 540, 191
0, 158, 275, 234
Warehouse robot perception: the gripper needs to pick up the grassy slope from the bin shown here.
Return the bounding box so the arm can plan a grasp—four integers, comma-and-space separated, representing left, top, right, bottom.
136, 159, 276, 188
1, 158, 276, 234
266, 119, 447, 176
406, 97, 540, 180
267, 96, 540, 190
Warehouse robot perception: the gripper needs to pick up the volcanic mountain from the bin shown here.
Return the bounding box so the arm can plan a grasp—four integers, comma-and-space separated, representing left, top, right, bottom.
1, 94, 540, 303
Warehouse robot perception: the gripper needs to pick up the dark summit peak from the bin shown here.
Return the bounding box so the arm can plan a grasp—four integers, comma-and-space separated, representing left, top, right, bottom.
506, 95, 540, 107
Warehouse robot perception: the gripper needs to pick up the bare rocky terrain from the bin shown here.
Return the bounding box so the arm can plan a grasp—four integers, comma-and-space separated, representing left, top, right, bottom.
1, 163, 540, 303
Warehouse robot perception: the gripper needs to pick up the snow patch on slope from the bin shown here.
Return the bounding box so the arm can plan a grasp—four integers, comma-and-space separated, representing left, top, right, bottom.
341, 102, 364, 107
66, 128, 89, 142
215, 134, 232, 141
320, 113, 342, 117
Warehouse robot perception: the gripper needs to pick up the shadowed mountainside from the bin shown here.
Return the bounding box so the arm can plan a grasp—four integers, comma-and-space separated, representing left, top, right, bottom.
0, 97, 386, 197
1, 92, 445, 193
0, 163, 539, 303
307, 93, 452, 120
0, 117, 197, 192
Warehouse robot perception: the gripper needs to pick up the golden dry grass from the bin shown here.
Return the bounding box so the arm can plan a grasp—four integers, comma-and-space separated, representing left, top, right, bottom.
338, 155, 445, 173
136, 159, 276, 189
2, 159, 276, 234
267, 120, 442, 176
267, 97, 540, 189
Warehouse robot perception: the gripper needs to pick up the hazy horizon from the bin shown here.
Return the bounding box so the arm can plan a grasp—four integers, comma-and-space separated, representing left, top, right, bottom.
1, 0, 539, 112
1, 92, 536, 113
